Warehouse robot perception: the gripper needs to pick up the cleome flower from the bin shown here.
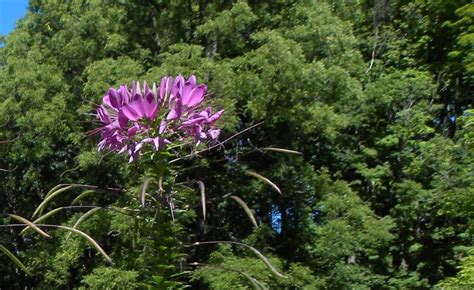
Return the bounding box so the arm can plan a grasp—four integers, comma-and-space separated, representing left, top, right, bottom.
96, 75, 223, 162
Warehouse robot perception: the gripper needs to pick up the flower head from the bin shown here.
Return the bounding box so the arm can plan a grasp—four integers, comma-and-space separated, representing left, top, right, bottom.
96, 75, 223, 162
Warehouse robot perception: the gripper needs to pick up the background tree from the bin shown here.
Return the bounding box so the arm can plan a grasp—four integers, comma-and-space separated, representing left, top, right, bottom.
0, 0, 472, 288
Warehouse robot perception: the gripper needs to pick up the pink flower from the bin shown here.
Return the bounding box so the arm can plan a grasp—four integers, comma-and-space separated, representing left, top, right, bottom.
96, 75, 224, 161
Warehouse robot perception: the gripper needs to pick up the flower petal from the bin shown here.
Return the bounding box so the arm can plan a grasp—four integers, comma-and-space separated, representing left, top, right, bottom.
97, 106, 111, 124
108, 88, 122, 109
159, 121, 167, 134
102, 94, 112, 107
183, 85, 206, 108
208, 129, 221, 140
186, 75, 197, 87
143, 80, 150, 95
182, 116, 206, 126
166, 108, 179, 120
118, 85, 130, 104
167, 100, 182, 120
152, 137, 161, 150
182, 83, 193, 103
118, 110, 129, 127
152, 81, 158, 99
208, 109, 224, 123
160, 76, 173, 100
173, 75, 185, 89
131, 99, 146, 119
128, 125, 139, 137
143, 97, 158, 120
122, 103, 140, 121
144, 91, 155, 103
131, 80, 141, 96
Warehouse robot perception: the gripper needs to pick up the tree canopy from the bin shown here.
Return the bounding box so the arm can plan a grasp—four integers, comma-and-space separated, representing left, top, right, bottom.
0, 0, 472, 288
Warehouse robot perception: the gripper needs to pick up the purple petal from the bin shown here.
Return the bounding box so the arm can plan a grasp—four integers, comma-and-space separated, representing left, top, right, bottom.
118, 145, 128, 154
132, 93, 141, 102
182, 116, 206, 126
186, 75, 197, 87
131, 80, 141, 96
134, 99, 148, 118
135, 142, 143, 153
118, 110, 129, 127
159, 78, 166, 100
152, 82, 158, 99
118, 85, 130, 104
183, 85, 206, 108
152, 137, 161, 150
193, 125, 205, 140
167, 100, 182, 120
145, 91, 155, 103
143, 92, 159, 120
197, 107, 211, 120
143, 80, 150, 95
98, 139, 106, 151
144, 99, 158, 120
123, 95, 156, 121
102, 94, 112, 107
208, 110, 224, 123
182, 83, 193, 103
169, 85, 181, 103
159, 121, 167, 134
208, 129, 221, 140
173, 75, 185, 89
128, 125, 139, 137
152, 137, 172, 150
108, 88, 122, 109
122, 103, 140, 121
160, 76, 173, 100
97, 106, 111, 124
166, 108, 179, 120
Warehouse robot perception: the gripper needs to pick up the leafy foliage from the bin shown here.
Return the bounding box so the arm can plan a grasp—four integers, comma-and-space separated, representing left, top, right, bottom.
0, 0, 472, 288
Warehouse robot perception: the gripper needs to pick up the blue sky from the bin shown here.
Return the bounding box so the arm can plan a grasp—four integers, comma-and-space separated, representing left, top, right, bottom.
0, 0, 29, 35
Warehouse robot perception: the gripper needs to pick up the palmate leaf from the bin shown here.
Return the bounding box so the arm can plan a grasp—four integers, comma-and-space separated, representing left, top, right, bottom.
0, 244, 31, 275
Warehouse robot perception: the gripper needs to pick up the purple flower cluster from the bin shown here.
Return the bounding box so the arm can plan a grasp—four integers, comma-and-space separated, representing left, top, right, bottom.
96, 75, 223, 162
